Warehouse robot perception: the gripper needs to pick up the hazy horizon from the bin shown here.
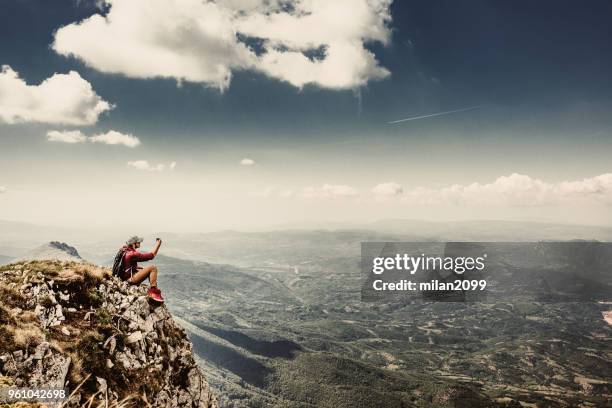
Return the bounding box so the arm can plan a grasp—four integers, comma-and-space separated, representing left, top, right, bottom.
2, 215, 612, 236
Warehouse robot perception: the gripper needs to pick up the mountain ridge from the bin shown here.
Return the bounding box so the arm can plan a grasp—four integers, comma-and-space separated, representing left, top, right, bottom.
16, 241, 84, 263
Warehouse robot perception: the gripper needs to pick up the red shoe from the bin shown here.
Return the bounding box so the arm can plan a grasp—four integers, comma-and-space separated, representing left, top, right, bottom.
148, 287, 164, 303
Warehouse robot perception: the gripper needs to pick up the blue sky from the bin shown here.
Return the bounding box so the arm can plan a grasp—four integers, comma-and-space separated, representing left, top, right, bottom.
1, 0, 611, 230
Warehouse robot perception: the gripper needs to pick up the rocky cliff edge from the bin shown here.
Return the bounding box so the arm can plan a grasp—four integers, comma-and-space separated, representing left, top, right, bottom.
0, 260, 218, 408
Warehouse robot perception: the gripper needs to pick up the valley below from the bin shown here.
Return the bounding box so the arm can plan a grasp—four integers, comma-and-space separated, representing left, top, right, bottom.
150, 230, 611, 407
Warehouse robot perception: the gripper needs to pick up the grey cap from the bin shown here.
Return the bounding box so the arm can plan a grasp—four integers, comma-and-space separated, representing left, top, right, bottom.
126, 236, 144, 245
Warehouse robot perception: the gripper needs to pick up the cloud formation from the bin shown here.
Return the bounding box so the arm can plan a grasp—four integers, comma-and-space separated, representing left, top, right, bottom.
127, 160, 176, 172
240, 158, 255, 166
302, 183, 358, 198
372, 182, 403, 196
46, 129, 140, 147
46, 130, 87, 144
0, 65, 112, 125
402, 173, 612, 206
0, 186, 6, 194
52, 0, 392, 90
235, 0, 392, 89
253, 173, 612, 205
90, 130, 140, 147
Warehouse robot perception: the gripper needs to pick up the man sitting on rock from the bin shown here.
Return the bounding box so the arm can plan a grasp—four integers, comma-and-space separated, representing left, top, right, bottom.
121, 236, 164, 302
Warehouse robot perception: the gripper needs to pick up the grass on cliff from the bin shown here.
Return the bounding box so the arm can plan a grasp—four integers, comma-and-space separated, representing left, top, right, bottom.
0, 261, 111, 351
0, 287, 44, 354
0, 261, 112, 382
0, 260, 193, 407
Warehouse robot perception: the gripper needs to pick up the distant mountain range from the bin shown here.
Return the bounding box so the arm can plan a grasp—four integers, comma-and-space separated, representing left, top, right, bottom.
1, 218, 611, 266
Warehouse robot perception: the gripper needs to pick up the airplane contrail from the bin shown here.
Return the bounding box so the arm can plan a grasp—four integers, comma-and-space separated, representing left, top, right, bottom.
388, 105, 484, 124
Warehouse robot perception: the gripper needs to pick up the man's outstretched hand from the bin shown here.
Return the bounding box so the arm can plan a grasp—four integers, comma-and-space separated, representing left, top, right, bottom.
152, 237, 162, 256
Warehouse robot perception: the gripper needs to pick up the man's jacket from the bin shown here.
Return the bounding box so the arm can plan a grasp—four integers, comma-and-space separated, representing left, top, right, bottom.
121, 245, 155, 280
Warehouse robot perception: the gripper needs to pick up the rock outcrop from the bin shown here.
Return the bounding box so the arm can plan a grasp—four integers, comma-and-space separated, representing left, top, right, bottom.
0, 259, 218, 408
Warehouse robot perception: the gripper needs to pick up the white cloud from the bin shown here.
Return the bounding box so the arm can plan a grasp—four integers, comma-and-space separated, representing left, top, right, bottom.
127, 160, 176, 172
240, 158, 255, 166
0, 65, 112, 125
237, 0, 391, 89
302, 183, 358, 198
251, 174, 612, 204
52, 0, 391, 90
90, 130, 140, 147
372, 182, 403, 196
402, 173, 612, 206
0, 186, 6, 193
46, 130, 87, 143
46, 129, 139, 147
